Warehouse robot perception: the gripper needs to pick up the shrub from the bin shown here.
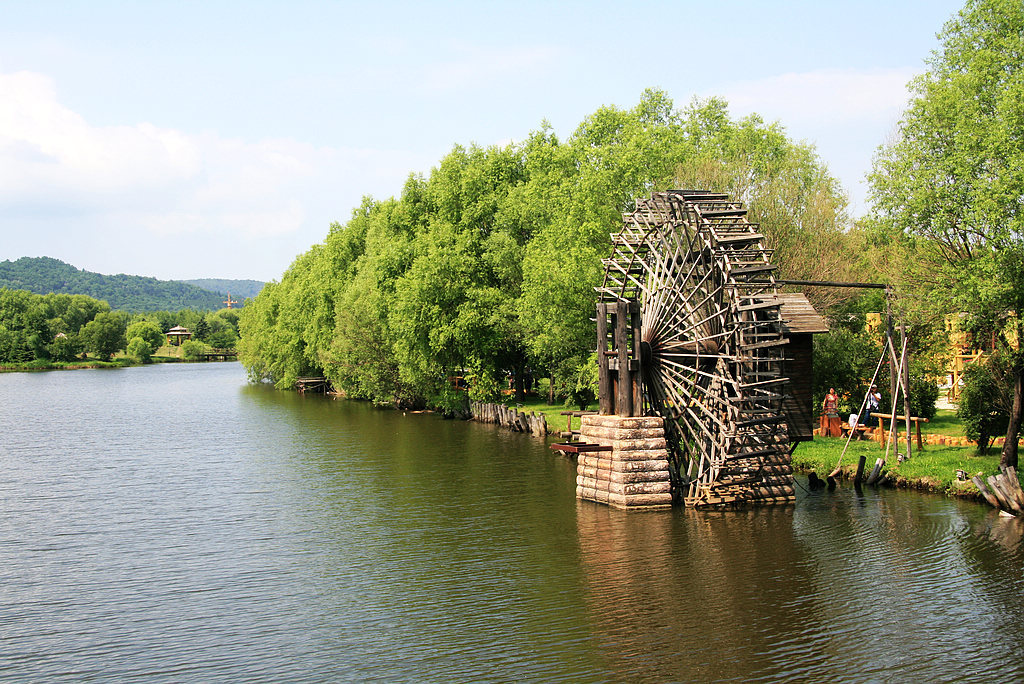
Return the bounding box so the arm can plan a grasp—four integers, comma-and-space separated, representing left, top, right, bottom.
127, 336, 153, 363
126, 321, 165, 351
957, 354, 1012, 453
180, 339, 211, 360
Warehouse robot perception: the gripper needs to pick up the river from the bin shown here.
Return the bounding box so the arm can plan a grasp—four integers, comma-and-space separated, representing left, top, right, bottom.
1, 362, 1023, 682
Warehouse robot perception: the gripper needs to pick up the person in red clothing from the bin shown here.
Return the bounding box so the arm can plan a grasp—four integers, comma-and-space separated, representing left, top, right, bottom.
822, 387, 839, 416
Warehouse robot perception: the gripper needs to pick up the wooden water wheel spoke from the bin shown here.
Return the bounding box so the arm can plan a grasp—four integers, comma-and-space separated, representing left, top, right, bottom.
648, 272, 723, 347
600, 189, 793, 508
644, 229, 707, 332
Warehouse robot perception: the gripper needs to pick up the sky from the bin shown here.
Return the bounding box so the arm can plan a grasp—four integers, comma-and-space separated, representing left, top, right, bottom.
0, 0, 966, 283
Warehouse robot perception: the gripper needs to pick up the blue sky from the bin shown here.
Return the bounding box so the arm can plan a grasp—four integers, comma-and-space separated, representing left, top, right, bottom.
0, 0, 965, 282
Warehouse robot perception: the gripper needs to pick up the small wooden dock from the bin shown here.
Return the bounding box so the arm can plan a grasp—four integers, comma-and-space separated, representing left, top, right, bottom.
196, 349, 237, 361
296, 377, 330, 393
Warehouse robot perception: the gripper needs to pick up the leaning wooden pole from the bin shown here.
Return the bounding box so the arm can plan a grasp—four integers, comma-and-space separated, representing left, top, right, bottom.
901, 320, 913, 460
885, 290, 899, 457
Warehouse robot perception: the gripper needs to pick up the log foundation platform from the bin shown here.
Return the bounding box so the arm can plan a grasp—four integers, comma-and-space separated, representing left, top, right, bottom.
576, 414, 673, 510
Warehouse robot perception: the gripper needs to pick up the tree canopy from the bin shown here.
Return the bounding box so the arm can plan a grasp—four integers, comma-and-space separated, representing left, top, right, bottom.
868, 0, 1024, 467
238, 90, 854, 412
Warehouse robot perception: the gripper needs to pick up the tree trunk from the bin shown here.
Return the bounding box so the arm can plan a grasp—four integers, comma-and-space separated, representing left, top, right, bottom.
548, 372, 555, 404
514, 363, 526, 403
1001, 362, 1022, 470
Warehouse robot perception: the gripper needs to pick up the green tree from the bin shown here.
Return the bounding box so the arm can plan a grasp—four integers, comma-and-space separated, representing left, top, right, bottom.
126, 320, 164, 351
868, 0, 1024, 467
203, 312, 239, 348
237, 90, 851, 415
80, 311, 126, 361
48, 333, 82, 362
958, 352, 1013, 452
126, 336, 153, 363
180, 339, 210, 360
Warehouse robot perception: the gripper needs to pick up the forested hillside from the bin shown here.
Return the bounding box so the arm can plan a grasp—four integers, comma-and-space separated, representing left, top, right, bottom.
0, 257, 227, 312
238, 90, 869, 412
180, 279, 265, 300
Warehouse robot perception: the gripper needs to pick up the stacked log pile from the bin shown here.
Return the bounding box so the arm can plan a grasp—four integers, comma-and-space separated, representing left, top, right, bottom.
576, 414, 672, 509
469, 401, 547, 436
973, 466, 1024, 516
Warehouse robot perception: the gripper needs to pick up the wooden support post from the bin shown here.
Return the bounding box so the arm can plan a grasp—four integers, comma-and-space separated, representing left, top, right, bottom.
885, 293, 898, 456
597, 303, 612, 415
615, 300, 632, 417
855, 454, 867, 485
988, 475, 1017, 513
901, 321, 912, 459
1003, 466, 1024, 509
630, 300, 642, 416
866, 458, 885, 485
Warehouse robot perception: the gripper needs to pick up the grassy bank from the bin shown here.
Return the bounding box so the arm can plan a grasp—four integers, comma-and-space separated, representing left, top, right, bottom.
0, 357, 135, 371
497, 393, 1018, 499
790, 436, 1009, 495
0, 346, 219, 372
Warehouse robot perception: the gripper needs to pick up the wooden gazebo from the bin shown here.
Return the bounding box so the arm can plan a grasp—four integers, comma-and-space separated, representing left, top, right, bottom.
166, 326, 192, 346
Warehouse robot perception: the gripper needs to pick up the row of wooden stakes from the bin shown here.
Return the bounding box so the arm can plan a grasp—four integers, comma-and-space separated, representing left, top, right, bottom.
469, 401, 548, 436
973, 466, 1024, 517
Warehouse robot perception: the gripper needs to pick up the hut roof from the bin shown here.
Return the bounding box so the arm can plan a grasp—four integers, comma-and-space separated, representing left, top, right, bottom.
167, 326, 191, 335
761, 293, 829, 334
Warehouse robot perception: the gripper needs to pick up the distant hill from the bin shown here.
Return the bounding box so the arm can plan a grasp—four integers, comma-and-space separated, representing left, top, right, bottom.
0, 257, 237, 312
179, 278, 265, 300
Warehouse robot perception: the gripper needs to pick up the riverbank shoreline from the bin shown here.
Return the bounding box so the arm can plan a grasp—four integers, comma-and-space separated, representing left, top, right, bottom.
492, 395, 1018, 511
1, 350, 235, 370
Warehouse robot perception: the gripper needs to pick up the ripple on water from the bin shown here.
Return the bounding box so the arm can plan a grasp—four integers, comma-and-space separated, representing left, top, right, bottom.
1, 367, 1024, 682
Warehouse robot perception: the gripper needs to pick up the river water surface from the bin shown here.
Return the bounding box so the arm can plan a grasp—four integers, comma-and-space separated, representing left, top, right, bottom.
2, 363, 1023, 682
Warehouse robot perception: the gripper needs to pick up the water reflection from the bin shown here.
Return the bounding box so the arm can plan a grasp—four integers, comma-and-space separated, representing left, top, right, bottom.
1, 365, 1023, 682
575, 486, 1024, 683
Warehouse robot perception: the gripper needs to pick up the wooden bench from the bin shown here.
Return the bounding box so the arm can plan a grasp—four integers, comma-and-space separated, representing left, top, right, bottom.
870, 412, 929, 451
840, 423, 872, 440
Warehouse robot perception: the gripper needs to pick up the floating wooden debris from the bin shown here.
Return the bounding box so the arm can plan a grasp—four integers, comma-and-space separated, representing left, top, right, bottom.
973, 466, 1024, 516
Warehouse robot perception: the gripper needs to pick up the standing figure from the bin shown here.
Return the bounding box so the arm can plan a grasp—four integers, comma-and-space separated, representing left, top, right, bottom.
866, 384, 881, 413
822, 387, 839, 416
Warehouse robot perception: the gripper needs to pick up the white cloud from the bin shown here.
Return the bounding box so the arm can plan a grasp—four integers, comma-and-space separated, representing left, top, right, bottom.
0, 71, 201, 199
0, 69, 421, 247
708, 67, 917, 127
701, 67, 921, 215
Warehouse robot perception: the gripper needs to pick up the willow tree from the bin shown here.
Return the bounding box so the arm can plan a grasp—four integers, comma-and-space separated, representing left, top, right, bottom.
239, 89, 852, 412
869, 0, 1024, 468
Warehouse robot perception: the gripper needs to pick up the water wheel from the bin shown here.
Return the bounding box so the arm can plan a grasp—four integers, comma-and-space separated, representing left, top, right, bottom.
597, 190, 794, 507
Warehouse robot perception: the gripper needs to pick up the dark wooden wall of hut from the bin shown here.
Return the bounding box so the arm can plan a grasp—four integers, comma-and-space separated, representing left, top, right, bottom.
783, 333, 814, 442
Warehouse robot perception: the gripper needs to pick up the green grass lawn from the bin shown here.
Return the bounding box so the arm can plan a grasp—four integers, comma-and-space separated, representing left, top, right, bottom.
497, 390, 1017, 493
505, 393, 596, 436
791, 435, 1007, 491
923, 408, 964, 436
